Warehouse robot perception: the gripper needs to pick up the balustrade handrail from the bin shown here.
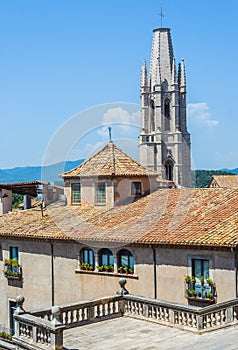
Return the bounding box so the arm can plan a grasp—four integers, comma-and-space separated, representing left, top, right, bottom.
32, 295, 122, 319
124, 294, 238, 316
14, 313, 64, 331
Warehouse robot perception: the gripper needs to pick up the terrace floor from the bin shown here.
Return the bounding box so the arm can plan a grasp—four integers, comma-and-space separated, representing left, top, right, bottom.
63, 317, 238, 350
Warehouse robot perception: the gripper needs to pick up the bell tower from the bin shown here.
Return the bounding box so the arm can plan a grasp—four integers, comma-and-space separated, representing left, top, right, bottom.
138, 28, 191, 187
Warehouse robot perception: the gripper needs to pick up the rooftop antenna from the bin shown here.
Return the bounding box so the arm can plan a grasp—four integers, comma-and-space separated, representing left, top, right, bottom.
108, 126, 112, 142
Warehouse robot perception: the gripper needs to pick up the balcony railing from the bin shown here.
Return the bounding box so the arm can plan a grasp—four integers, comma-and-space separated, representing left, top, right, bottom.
10, 279, 238, 349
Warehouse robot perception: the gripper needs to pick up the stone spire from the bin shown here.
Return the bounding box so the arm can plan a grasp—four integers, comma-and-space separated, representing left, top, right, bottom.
140, 60, 148, 88
150, 28, 174, 90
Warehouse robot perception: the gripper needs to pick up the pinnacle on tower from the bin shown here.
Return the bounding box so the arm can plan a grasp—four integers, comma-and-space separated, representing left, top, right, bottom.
140, 60, 148, 88
180, 58, 186, 92
171, 57, 177, 86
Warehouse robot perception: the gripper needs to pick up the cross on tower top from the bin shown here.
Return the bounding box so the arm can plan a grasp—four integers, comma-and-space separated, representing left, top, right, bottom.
159, 8, 164, 28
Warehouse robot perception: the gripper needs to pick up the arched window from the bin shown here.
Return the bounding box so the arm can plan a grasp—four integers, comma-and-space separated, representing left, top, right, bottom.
81, 248, 95, 269
118, 249, 134, 269
164, 99, 170, 131
165, 160, 173, 181
99, 248, 114, 266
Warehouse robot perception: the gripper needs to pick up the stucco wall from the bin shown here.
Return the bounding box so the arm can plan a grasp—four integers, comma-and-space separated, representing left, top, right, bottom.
0, 240, 236, 329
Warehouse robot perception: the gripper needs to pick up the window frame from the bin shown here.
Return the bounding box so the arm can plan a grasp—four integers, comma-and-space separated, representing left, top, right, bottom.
81, 248, 95, 268
118, 249, 134, 269
131, 182, 142, 196
99, 248, 114, 266
96, 182, 106, 205
187, 255, 213, 279
10, 246, 19, 261
71, 183, 81, 204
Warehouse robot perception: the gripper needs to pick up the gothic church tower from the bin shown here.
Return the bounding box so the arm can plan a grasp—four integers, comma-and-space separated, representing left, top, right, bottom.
138, 28, 191, 187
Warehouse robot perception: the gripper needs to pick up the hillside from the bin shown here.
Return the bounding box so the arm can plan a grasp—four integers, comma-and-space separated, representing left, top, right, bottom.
192, 169, 237, 188
0, 162, 237, 188
0, 160, 84, 184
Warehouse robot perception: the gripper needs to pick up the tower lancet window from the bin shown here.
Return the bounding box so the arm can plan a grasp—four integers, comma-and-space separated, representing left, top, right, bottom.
164, 99, 170, 131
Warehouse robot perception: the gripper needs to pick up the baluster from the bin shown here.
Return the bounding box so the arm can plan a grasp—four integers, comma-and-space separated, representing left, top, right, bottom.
40, 329, 44, 344
81, 307, 86, 321
216, 311, 221, 326
161, 307, 165, 321
64, 311, 68, 325
96, 304, 100, 318
178, 312, 183, 325
102, 303, 105, 316
203, 315, 207, 329
222, 309, 226, 324
26, 325, 30, 338
233, 307, 237, 321
75, 308, 80, 322
70, 310, 74, 324
44, 330, 48, 344
206, 313, 211, 328
112, 301, 116, 314
165, 308, 170, 322
192, 314, 197, 328
211, 312, 216, 327
174, 311, 178, 324
187, 313, 192, 327
138, 302, 142, 315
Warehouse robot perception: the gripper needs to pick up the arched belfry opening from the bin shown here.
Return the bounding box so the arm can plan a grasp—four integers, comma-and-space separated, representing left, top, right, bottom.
164, 159, 174, 181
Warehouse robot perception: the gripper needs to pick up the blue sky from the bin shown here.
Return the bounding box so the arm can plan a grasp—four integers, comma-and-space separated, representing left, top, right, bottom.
1, 0, 238, 170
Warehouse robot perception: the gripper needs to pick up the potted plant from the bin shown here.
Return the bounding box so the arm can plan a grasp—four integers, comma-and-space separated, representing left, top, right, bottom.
97, 265, 104, 272
124, 266, 129, 274
89, 265, 94, 271
206, 278, 213, 286
129, 268, 134, 275
118, 266, 124, 274
108, 265, 114, 272
206, 291, 213, 300
185, 275, 191, 283
199, 277, 205, 285
4, 259, 12, 267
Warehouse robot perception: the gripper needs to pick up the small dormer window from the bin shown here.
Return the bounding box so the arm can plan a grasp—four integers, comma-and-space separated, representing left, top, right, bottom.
96, 183, 106, 204
131, 182, 142, 196
72, 183, 81, 204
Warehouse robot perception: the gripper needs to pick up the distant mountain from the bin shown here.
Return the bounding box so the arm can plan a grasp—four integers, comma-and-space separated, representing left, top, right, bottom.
0, 160, 84, 184
221, 168, 238, 175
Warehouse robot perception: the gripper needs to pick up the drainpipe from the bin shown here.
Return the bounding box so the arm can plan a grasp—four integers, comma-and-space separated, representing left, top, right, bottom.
234, 251, 237, 298
150, 246, 157, 299
50, 242, 55, 306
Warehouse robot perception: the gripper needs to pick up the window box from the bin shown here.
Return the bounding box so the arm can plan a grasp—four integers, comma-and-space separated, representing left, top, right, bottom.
97, 265, 114, 273
184, 276, 216, 302
4, 259, 22, 280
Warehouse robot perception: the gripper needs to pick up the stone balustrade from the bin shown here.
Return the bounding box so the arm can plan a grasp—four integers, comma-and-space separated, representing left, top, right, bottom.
32, 295, 123, 329
123, 294, 238, 333
11, 279, 238, 349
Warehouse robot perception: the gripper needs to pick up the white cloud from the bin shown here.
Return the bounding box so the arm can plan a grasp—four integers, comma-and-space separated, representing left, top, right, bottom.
98, 107, 140, 139
188, 102, 219, 128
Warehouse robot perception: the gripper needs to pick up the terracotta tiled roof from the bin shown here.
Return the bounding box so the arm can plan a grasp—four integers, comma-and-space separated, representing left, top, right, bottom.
209, 175, 238, 188
1, 188, 238, 249
60, 142, 159, 178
